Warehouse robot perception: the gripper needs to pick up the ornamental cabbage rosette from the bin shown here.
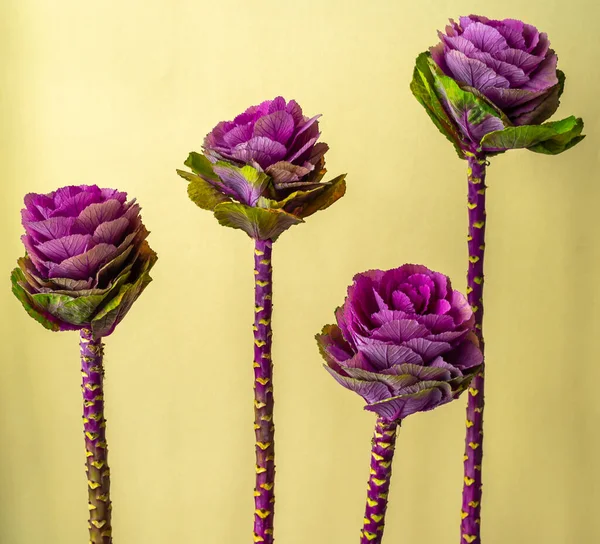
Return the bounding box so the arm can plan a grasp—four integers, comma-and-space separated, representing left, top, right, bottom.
316, 264, 482, 544
177, 96, 346, 240
411, 15, 585, 157
11, 185, 157, 339
316, 265, 482, 421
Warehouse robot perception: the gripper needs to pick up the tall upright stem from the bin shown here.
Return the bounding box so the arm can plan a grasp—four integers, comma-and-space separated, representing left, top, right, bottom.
460, 154, 487, 544
252, 239, 275, 544
80, 328, 112, 544
360, 417, 399, 544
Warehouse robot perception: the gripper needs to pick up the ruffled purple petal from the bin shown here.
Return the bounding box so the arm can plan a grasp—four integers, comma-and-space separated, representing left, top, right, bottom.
48, 243, 118, 280
93, 217, 130, 245
461, 21, 508, 54
371, 319, 430, 343
359, 342, 423, 370
253, 111, 295, 145
231, 136, 287, 169
445, 50, 510, 90
36, 234, 95, 262
23, 216, 77, 243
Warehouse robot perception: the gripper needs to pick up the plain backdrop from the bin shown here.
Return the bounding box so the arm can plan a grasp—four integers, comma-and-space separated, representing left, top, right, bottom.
1, 1, 599, 543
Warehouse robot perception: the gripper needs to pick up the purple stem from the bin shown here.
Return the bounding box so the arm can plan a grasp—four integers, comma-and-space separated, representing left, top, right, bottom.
460, 154, 487, 544
253, 238, 275, 544
80, 328, 112, 544
360, 417, 399, 544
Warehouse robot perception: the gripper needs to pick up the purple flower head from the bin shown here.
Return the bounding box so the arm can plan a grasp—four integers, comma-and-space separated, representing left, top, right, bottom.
177, 97, 346, 241
431, 15, 559, 125
411, 16, 584, 156
11, 185, 157, 338
316, 265, 483, 421
204, 96, 329, 186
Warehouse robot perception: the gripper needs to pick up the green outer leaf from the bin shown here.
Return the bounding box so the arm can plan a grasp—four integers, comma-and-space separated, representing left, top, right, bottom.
177, 169, 231, 211
11, 268, 67, 331
556, 69, 566, 100
212, 161, 271, 205
183, 152, 219, 181
432, 65, 506, 138
50, 268, 134, 325
294, 174, 346, 218
410, 53, 463, 158
528, 118, 585, 155
213, 202, 303, 241
480, 116, 584, 154
214, 161, 270, 188
91, 242, 158, 339
266, 174, 347, 219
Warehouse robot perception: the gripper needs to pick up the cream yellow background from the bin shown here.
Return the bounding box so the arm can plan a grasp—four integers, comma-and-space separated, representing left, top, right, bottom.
0, 1, 599, 543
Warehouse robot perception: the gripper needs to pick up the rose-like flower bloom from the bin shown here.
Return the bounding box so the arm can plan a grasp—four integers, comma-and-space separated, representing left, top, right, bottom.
316, 265, 483, 421
204, 96, 329, 185
431, 15, 559, 126
177, 96, 345, 241
11, 185, 157, 338
411, 15, 584, 156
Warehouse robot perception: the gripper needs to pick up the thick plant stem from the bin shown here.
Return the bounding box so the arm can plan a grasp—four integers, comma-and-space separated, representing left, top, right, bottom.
80, 328, 112, 544
253, 239, 275, 544
460, 154, 487, 544
359, 417, 399, 544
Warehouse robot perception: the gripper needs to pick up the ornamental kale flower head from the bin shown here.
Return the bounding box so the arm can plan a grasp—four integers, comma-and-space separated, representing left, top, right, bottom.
11, 185, 157, 339
177, 96, 346, 241
411, 15, 584, 157
316, 265, 483, 422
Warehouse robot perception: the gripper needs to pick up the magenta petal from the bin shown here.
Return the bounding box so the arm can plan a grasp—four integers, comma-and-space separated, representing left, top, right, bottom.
324, 366, 391, 404
24, 193, 55, 220
471, 51, 529, 86
429, 356, 463, 378
391, 290, 415, 313
445, 50, 510, 90
416, 314, 455, 333
524, 52, 558, 90
100, 188, 128, 203
231, 137, 287, 169
432, 299, 452, 315
48, 243, 118, 280
404, 337, 452, 361
365, 387, 446, 420
483, 86, 546, 109
76, 200, 124, 233
531, 32, 550, 57
253, 111, 295, 145
285, 99, 303, 124
36, 234, 95, 262
444, 339, 484, 370
268, 96, 287, 113
50, 191, 100, 218
461, 22, 508, 53
21, 234, 49, 275
442, 34, 480, 56
24, 216, 77, 242
490, 18, 526, 49
493, 48, 543, 74
93, 217, 130, 245
222, 123, 254, 147
359, 342, 423, 370
371, 319, 430, 343
430, 42, 451, 75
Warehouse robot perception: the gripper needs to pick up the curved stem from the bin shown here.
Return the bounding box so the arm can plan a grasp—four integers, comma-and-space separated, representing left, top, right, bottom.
80, 328, 112, 544
253, 239, 275, 544
460, 154, 487, 544
360, 417, 399, 544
